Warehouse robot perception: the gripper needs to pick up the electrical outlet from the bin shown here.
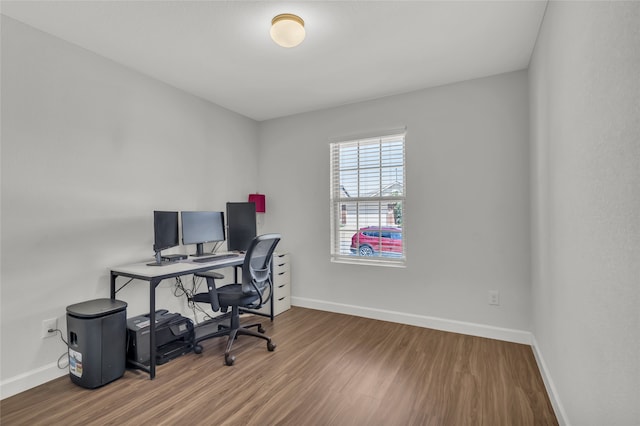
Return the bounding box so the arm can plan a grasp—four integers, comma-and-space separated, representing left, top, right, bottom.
42, 318, 58, 338
488, 291, 500, 306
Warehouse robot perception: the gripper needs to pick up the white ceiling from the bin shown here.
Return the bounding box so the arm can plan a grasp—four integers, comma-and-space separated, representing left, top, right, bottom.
1, 1, 547, 121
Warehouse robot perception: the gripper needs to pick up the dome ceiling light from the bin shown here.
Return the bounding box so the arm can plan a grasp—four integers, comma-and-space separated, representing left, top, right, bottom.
270, 13, 305, 48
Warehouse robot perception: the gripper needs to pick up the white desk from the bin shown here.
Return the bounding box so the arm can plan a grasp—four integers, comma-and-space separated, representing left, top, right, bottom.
110, 255, 244, 379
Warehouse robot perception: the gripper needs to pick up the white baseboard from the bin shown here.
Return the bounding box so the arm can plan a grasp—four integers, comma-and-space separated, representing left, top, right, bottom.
1, 362, 68, 400
531, 335, 570, 426
291, 296, 532, 344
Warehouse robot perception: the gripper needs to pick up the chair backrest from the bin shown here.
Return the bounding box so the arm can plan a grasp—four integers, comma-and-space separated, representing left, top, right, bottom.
241, 234, 281, 305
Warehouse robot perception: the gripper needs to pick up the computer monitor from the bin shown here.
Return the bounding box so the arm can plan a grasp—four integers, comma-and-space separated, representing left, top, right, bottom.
181, 211, 226, 257
226, 202, 257, 252
148, 211, 179, 266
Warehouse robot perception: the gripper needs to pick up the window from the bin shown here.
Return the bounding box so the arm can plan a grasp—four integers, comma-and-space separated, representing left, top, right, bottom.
330, 130, 406, 266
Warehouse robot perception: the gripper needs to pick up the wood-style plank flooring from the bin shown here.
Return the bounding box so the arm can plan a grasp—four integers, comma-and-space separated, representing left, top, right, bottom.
1, 307, 557, 425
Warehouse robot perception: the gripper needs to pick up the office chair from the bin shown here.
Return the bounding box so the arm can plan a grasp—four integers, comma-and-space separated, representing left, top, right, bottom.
192, 233, 281, 366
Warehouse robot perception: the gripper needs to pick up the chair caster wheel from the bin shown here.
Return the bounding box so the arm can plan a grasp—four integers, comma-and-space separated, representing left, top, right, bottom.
258, 325, 265, 333
225, 354, 235, 366
194, 345, 203, 354
267, 341, 276, 351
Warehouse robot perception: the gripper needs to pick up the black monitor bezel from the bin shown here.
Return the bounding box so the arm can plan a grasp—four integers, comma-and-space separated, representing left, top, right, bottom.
226, 202, 257, 252
152, 211, 179, 253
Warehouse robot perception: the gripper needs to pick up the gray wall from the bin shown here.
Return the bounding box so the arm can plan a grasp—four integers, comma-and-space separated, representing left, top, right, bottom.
259, 70, 532, 333
1, 17, 259, 395
529, 2, 640, 425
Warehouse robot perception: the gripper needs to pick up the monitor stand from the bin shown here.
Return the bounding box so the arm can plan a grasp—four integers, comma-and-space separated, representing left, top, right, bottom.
147, 250, 175, 266
190, 243, 207, 257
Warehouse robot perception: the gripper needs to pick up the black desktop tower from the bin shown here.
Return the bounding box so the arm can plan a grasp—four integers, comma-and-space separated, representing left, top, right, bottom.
66, 298, 128, 389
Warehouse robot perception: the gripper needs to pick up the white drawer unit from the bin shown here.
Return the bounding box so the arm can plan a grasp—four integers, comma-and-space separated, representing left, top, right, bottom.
258, 252, 291, 317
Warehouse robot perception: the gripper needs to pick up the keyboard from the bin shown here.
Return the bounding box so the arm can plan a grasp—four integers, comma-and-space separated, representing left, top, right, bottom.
192, 253, 239, 263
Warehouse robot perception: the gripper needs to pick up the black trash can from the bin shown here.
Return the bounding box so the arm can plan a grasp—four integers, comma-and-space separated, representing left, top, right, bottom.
66, 298, 128, 389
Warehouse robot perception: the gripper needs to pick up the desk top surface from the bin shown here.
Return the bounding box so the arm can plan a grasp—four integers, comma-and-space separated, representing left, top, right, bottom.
111, 253, 244, 279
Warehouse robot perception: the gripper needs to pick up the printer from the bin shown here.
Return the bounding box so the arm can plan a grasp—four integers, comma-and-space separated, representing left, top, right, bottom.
126, 310, 194, 365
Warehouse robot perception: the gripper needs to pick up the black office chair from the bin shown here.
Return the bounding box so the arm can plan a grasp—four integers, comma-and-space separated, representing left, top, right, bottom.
192, 233, 281, 365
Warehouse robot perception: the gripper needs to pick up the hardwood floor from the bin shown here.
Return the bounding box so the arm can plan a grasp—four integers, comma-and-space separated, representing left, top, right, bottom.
1, 307, 557, 425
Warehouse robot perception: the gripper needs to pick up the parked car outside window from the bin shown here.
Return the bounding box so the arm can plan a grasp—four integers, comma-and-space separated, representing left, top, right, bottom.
350, 226, 403, 257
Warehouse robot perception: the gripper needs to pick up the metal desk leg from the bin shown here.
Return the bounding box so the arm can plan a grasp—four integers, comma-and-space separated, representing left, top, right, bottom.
270, 282, 275, 322
149, 278, 159, 379
110, 272, 117, 299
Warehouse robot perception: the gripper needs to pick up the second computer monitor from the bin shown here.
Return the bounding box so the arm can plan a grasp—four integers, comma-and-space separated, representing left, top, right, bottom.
147, 211, 180, 266
181, 211, 225, 257
153, 211, 179, 253
226, 202, 257, 252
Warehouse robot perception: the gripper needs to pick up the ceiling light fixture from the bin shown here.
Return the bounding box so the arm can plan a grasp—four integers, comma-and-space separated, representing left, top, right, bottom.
270, 13, 305, 48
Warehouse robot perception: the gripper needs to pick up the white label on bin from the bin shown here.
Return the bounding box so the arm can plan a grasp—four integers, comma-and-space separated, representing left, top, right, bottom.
69, 349, 83, 378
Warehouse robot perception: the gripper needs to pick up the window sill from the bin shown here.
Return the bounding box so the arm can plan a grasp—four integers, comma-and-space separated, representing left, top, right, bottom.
331, 255, 406, 268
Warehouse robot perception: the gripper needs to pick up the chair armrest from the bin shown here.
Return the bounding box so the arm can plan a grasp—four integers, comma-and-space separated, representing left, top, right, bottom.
195, 271, 225, 280
194, 271, 223, 311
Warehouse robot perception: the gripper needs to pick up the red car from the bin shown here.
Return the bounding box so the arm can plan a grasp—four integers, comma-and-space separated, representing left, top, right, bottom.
350, 227, 403, 257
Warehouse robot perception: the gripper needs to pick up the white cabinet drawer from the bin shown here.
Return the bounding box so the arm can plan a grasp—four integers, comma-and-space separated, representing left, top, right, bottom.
273, 295, 291, 315
273, 269, 290, 285
273, 255, 290, 274
273, 253, 290, 263
257, 293, 290, 316
273, 280, 289, 298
